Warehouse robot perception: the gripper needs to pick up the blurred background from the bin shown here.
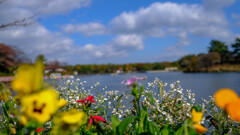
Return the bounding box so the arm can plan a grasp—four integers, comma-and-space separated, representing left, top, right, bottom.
1, 0, 240, 100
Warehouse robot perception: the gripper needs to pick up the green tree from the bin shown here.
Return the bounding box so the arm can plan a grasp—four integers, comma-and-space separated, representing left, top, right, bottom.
208, 40, 228, 63
35, 54, 47, 64
231, 38, 240, 63
178, 55, 198, 72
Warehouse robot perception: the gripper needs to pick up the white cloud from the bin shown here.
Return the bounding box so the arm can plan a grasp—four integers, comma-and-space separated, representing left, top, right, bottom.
110, 2, 230, 39
63, 1, 233, 45
18, 0, 91, 15
0, 0, 238, 64
111, 34, 144, 50
63, 22, 108, 36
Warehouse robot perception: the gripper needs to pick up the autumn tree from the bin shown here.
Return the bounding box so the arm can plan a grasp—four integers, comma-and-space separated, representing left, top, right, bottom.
0, 43, 16, 73
0, 44, 31, 74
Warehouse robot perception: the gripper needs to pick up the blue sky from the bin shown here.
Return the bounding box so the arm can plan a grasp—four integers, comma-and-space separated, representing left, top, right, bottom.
0, 0, 240, 64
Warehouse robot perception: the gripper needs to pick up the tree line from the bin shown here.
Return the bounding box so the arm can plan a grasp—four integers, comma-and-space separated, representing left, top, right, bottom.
178, 38, 240, 72
1, 38, 240, 76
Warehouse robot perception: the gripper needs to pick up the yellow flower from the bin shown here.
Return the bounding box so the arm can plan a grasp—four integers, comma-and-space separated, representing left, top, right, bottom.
20, 115, 28, 125
61, 109, 87, 125
191, 109, 207, 133
11, 61, 43, 95
214, 88, 238, 109
214, 88, 240, 122
58, 98, 68, 108
52, 109, 87, 135
21, 89, 59, 123
225, 99, 240, 122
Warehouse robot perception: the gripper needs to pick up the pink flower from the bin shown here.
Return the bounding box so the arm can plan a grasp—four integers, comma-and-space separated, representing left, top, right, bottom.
36, 127, 44, 132
89, 115, 106, 125
124, 76, 146, 86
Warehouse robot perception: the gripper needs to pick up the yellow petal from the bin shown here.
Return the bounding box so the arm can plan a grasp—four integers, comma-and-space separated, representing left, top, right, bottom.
191, 108, 203, 123
21, 89, 59, 123
194, 123, 208, 133
11, 62, 43, 95
58, 98, 68, 108
225, 99, 240, 122
20, 115, 28, 125
62, 109, 87, 125
214, 88, 239, 109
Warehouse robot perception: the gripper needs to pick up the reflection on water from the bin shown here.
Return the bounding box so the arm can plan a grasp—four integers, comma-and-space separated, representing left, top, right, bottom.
49, 72, 240, 103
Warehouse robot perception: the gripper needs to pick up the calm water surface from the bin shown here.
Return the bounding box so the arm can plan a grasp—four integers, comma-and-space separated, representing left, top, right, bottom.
62, 72, 240, 103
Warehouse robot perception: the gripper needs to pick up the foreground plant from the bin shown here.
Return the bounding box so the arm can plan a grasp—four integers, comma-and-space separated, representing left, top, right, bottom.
0, 61, 239, 134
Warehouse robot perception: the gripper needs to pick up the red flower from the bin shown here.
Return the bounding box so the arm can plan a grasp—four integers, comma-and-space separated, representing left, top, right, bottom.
76, 99, 86, 103
77, 96, 96, 104
36, 127, 44, 132
86, 96, 96, 103
89, 115, 106, 125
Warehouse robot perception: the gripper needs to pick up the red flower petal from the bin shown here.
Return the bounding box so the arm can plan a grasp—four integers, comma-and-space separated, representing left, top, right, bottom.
93, 116, 106, 122
89, 118, 93, 125
36, 127, 44, 132
76, 99, 86, 103
87, 96, 94, 100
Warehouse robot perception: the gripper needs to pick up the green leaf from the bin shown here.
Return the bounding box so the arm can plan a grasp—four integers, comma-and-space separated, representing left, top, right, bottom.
111, 115, 120, 132
191, 106, 202, 112
132, 86, 138, 98
145, 93, 154, 104
25, 121, 42, 129
174, 126, 184, 135
117, 116, 136, 135
148, 121, 160, 135
161, 128, 169, 135
2, 103, 9, 120
139, 86, 144, 95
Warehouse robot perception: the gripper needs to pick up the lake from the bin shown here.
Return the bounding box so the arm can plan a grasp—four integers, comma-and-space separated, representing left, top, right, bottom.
58, 72, 240, 103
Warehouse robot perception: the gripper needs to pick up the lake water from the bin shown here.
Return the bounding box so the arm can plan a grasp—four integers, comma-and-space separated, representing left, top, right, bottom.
62, 72, 240, 103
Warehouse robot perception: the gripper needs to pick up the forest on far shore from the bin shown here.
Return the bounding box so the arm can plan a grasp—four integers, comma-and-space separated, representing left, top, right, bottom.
0, 38, 240, 76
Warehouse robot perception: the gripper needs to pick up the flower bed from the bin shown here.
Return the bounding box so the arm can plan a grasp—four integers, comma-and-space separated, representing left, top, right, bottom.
0, 62, 239, 134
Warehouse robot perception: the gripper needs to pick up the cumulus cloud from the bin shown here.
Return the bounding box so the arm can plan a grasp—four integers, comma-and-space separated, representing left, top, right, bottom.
62, 22, 108, 36
110, 2, 230, 39
63, 1, 234, 47
0, 0, 238, 64
17, 0, 91, 15
111, 34, 144, 50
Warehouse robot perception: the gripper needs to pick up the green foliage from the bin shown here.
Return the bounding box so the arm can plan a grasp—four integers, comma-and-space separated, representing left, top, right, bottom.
1, 78, 240, 134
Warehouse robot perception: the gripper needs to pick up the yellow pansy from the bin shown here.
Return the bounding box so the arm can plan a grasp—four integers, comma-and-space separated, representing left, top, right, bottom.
60, 109, 87, 125
214, 88, 240, 122
11, 62, 43, 95
191, 108, 208, 133
52, 109, 87, 135
20, 115, 27, 125
214, 88, 238, 109
58, 98, 68, 108
21, 89, 59, 123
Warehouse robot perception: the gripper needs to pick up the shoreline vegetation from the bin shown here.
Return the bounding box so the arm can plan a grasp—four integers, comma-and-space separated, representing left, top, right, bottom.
1, 38, 240, 76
